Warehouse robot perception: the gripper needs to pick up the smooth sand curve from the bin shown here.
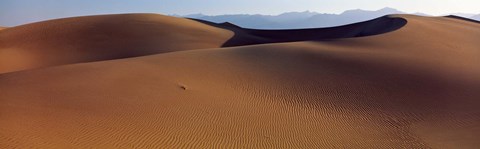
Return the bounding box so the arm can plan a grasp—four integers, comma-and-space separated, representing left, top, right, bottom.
0, 14, 233, 74
0, 14, 407, 74
1, 15, 480, 148
192, 15, 407, 47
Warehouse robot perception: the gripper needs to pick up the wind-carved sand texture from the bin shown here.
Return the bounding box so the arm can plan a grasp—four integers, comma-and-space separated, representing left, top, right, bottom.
1, 14, 479, 148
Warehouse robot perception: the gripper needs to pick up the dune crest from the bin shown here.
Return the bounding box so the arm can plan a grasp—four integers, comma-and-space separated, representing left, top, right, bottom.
1, 14, 480, 148
0, 14, 409, 74
192, 15, 407, 46
446, 15, 480, 24
0, 14, 233, 74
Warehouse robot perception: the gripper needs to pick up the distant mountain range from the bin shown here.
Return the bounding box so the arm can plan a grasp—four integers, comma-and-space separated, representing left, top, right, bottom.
182, 7, 480, 29
472, 14, 480, 21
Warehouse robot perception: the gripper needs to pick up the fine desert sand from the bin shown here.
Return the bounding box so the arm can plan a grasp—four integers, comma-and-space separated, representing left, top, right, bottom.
1, 14, 479, 148
0, 14, 233, 74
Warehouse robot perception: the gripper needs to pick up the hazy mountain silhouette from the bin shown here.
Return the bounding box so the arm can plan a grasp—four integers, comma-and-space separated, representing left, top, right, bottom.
185, 8, 480, 29
449, 13, 476, 18
186, 7, 406, 29
472, 14, 480, 21
184, 11, 321, 29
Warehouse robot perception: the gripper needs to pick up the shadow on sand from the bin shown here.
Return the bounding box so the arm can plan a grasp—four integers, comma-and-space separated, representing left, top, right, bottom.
190, 15, 407, 47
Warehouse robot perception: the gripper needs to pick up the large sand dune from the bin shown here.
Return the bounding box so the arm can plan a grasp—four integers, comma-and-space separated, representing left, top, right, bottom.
1, 14, 480, 148
0, 14, 233, 74
0, 14, 406, 74
194, 15, 407, 47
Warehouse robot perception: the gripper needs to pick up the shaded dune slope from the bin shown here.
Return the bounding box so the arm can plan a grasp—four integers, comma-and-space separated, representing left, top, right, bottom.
0, 14, 406, 74
0, 14, 233, 74
1, 15, 479, 148
192, 15, 407, 46
446, 15, 480, 24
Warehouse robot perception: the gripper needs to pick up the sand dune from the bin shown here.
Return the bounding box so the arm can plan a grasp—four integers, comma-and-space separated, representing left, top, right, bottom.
194, 15, 406, 46
0, 14, 407, 74
0, 14, 233, 74
446, 15, 480, 24
1, 14, 479, 148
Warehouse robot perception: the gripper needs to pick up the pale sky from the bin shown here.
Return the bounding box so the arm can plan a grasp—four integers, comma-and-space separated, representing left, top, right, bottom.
1, 0, 479, 26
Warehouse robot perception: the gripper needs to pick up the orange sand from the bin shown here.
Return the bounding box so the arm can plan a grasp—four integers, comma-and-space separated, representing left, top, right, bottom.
1, 14, 479, 148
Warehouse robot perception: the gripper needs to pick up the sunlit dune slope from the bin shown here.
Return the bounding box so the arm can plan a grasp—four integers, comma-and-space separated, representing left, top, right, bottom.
0, 13, 233, 73
0, 14, 407, 74
1, 15, 479, 148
